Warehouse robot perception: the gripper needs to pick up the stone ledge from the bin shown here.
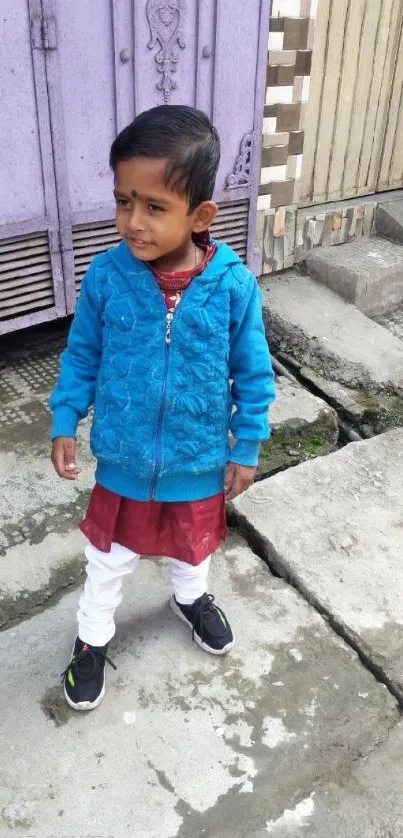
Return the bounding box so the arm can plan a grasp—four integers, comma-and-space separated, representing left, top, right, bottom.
306, 237, 403, 317
263, 272, 403, 431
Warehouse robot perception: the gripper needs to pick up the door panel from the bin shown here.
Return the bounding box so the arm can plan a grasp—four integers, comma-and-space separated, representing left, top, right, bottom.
41, 0, 267, 312
0, 0, 267, 328
0, 3, 46, 226
46, 0, 118, 220
212, 0, 260, 201
0, 0, 66, 335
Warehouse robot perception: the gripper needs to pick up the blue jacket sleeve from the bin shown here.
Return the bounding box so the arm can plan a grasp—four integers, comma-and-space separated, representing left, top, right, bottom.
229, 270, 276, 467
49, 259, 102, 439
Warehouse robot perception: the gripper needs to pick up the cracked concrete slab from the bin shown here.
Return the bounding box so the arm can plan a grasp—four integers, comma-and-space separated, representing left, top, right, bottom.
232, 429, 403, 705
0, 410, 95, 627
0, 535, 398, 837
259, 377, 338, 476
0, 326, 95, 627
265, 719, 403, 837
297, 367, 403, 435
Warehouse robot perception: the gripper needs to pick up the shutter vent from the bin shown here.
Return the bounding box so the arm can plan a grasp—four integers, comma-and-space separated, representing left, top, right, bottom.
0, 234, 54, 322
212, 200, 249, 259
73, 224, 121, 294
73, 200, 249, 295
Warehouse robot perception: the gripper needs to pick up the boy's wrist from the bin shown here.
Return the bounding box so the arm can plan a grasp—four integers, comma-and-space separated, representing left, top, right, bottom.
230, 439, 260, 467
50, 405, 80, 441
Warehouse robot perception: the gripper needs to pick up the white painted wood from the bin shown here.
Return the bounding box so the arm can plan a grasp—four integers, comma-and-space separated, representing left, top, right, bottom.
300, 0, 403, 205
327, 0, 365, 201
299, 0, 331, 206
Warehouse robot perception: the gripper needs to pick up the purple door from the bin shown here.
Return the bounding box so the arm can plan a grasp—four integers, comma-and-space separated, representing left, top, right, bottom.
0, 0, 65, 335
0, 0, 269, 333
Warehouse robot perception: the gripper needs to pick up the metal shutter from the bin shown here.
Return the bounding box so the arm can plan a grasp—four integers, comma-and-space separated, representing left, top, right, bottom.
0, 234, 54, 322
73, 200, 249, 295
212, 200, 249, 259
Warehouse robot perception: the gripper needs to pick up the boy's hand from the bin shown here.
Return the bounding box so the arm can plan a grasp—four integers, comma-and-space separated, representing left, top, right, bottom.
51, 437, 80, 480
224, 462, 256, 501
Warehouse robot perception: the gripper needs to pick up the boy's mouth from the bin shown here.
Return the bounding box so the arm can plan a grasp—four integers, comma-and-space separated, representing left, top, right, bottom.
129, 237, 152, 249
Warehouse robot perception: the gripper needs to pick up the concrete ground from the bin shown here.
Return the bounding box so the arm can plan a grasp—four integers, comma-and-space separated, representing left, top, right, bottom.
0, 534, 400, 838
2, 326, 403, 836
0, 324, 95, 627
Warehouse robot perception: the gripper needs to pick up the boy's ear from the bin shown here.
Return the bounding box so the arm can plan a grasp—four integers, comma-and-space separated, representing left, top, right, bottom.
192, 200, 218, 232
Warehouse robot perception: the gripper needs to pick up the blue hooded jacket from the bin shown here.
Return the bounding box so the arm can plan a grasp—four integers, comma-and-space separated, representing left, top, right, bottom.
50, 240, 275, 501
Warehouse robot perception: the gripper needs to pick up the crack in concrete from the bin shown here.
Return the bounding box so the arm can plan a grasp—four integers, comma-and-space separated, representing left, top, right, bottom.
227, 507, 403, 712
0, 557, 85, 632
346, 710, 402, 772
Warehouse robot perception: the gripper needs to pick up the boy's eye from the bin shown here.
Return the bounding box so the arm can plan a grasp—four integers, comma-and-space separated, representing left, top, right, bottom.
148, 203, 164, 213
116, 198, 130, 207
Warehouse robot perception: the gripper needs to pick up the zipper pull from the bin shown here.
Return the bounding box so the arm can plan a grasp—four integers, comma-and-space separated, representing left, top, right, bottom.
165, 311, 174, 344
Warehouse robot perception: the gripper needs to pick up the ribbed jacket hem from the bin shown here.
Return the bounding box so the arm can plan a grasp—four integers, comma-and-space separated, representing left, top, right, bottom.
95, 462, 225, 502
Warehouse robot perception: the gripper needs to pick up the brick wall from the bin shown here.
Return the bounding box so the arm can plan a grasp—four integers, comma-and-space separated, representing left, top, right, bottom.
256, 0, 317, 274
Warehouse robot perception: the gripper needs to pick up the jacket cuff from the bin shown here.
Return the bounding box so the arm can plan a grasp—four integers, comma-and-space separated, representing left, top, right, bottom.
230, 439, 261, 467
51, 406, 80, 440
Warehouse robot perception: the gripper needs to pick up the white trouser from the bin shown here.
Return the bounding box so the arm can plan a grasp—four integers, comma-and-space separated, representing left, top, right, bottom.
77, 541, 211, 647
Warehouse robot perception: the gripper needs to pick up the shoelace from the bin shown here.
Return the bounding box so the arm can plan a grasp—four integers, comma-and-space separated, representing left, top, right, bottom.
192, 593, 227, 643
61, 646, 117, 682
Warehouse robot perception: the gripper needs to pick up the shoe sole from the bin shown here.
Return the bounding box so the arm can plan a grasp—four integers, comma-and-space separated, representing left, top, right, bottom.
170, 596, 234, 655
63, 679, 105, 712
63, 640, 106, 711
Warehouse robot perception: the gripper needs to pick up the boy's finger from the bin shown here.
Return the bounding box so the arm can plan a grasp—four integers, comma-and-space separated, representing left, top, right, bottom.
63, 439, 76, 460
52, 449, 75, 479
64, 461, 80, 479
224, 463, 236, 494
226, 474, 254, 501
63, 442, 80, 476
225, 474, 243, 501
51, 440, 79, 480
65, 462, 80, 472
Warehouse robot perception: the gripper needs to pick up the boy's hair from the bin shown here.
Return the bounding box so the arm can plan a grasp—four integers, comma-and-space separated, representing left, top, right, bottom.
110, 105, 220, 213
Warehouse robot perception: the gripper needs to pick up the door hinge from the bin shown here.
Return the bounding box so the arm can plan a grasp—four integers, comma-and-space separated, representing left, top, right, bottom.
31, 14, 57, 51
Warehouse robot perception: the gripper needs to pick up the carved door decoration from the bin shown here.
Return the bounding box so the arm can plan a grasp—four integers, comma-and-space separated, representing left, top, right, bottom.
226, 133, 253, 190
146, 0, 187, 102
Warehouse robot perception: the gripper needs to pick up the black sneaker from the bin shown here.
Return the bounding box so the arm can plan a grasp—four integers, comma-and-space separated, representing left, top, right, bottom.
61, 636, 116, 711
170, 593, 234, 655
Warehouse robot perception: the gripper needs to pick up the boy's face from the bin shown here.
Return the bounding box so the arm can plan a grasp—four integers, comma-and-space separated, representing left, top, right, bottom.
114, 157, 216, 264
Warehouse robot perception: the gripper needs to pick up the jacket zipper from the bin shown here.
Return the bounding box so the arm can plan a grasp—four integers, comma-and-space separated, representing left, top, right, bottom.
149, 309, 174, 499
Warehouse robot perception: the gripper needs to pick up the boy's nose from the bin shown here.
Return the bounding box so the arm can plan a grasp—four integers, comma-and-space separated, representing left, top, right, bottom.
128, 207, 146, 232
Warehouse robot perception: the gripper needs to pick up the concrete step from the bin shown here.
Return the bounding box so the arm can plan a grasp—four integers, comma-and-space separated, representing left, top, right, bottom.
375, 198, 403, 245
306, 236, 403, 317
262, 272, 403, 430
232, 428, 403, 704
258, 376, 338, 476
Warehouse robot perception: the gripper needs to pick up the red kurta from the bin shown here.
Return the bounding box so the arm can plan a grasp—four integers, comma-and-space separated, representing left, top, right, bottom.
79, 233, 227, 565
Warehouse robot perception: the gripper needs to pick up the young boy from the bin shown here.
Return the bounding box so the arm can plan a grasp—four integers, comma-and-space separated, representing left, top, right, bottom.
50, 105, 275, 711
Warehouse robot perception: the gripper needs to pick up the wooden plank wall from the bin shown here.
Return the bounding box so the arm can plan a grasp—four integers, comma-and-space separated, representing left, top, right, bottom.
299, 0, 403, 206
